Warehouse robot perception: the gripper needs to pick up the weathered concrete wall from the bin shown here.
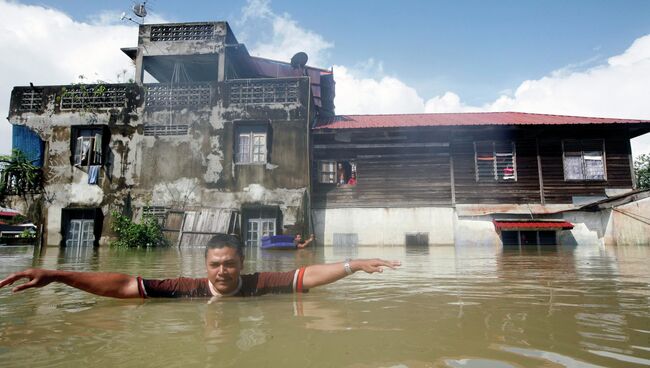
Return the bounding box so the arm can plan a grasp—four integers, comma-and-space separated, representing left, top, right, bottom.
611, 196, 650, 245
312, 207, 455, 246
559, 212, 605, 245
454, 217, 502, 247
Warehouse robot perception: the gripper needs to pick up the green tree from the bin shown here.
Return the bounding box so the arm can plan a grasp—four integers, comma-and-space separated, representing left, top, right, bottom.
0, 149, 41, 198
634, 154, 650, 190
110, 211, 169, 248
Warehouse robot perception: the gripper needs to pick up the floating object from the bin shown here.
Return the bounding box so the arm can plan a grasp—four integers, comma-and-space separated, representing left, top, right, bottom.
260, 235, 295, 250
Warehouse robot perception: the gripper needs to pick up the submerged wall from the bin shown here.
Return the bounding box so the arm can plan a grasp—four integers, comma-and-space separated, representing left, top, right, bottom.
312, 207, 455, 246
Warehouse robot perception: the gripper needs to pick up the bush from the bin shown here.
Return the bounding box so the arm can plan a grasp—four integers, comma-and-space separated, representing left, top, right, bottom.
110, 211, 168, 248
635, 154, 650, 190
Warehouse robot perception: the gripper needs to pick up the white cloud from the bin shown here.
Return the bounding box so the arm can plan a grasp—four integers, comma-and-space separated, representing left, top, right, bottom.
237, 0, 333, 67
0, 0, 140, 154
332, 65, 424, 114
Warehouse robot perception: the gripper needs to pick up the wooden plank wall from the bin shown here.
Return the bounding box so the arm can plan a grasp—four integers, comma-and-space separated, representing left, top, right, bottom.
312, 127, 636, 208
540, 137, 632, 203
452, 138, 542, 204
312, 130, 451, 208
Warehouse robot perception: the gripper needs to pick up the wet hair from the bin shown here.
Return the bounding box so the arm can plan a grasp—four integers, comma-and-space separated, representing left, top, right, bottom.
205, 233, 244, 259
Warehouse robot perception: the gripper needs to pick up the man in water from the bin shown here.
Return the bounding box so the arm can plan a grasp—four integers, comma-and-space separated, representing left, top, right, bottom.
0, 234, 400, 298
294, 233, 315, 249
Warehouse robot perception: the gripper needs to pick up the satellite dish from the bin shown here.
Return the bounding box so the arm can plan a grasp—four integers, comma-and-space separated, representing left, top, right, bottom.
133, 2, 147, 18
291, 52, 308, 69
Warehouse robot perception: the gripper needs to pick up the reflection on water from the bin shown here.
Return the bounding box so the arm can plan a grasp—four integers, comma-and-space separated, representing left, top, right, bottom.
0, 244, 649, 367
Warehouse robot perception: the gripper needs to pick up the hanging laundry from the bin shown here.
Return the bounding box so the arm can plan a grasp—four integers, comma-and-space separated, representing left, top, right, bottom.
88, 165, 100, 184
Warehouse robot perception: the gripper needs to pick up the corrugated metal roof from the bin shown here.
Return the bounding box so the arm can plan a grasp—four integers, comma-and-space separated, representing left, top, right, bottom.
314, 112, 650, 130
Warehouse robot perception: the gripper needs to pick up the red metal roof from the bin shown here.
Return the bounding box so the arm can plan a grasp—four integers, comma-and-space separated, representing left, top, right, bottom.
0, 211, 20, 217
314, 112, 650, 130
493, 220, 574, 231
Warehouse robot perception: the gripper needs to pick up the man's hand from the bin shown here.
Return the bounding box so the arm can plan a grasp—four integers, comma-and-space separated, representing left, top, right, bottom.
0, 268, 56, 293
351, 259, 401, 274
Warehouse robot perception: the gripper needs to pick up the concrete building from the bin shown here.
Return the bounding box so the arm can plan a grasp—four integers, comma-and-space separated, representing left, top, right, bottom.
6, 21, 334, 248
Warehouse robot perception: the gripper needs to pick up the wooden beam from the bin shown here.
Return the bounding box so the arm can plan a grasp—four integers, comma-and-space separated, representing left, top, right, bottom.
450, 148, 456, 206
536, 138, 546, 205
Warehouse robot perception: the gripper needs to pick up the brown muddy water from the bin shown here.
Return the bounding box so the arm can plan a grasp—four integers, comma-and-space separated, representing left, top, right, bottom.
0, 244, 649, 368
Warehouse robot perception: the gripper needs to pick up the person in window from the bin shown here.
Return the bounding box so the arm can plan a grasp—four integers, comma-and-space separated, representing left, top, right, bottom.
503, 165, 515, 180
294, 233, 315, 249
0, 234, 400, 298
337, 162, 346, 186
347, 172, 357, 186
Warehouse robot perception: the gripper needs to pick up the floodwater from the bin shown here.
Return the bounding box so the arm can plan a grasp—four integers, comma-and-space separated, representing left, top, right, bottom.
1, 244, 649, 368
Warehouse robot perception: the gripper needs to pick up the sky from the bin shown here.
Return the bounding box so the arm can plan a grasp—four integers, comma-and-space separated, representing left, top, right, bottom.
1, 0, 650, 157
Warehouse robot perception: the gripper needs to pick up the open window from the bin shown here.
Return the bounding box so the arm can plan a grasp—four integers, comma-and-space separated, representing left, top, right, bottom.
235, 122, 269, 164
318, 160, 357, 186
563, 139, 606, 181
475, 141, 516, 182
71, 126, 108, 167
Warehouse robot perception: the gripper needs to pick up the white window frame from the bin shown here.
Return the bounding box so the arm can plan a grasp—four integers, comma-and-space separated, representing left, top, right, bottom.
474, 141, 517, 182
66, 219, 95, 247
562, 140, 607, 181
74, 131, 103, 166
246, 218, 276, 246
237, 131, 267, 164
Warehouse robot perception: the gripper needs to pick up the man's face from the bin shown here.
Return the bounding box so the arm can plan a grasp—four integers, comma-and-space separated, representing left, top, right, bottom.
205, 247, 244, 294
295, 234, 302, 241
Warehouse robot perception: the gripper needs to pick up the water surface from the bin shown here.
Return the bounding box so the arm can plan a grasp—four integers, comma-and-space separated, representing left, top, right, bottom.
1, 244, 649, 367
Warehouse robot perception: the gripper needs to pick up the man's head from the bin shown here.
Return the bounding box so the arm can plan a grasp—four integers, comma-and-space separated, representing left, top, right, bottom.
295, 234, 302, 242
205, 234, 245, 295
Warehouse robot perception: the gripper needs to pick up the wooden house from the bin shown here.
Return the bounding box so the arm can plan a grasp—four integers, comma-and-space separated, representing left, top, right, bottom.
311, 113, 650, 246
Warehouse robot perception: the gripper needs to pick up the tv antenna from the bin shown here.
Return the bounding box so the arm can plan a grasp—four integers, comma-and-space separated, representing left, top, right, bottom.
120, 1, 148, 25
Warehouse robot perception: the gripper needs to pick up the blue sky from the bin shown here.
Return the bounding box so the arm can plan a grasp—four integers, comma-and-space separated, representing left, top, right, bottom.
2, 0, 650, 155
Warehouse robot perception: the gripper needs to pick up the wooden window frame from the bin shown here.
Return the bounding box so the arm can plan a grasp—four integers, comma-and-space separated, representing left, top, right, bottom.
318, 160, 336, 184
562, 139, 607, 182
474, 141, 517, 182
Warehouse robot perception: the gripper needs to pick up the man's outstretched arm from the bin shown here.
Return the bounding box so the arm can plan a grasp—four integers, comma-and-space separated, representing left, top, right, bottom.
0, 269, 140, 298
301, 259, 400, 289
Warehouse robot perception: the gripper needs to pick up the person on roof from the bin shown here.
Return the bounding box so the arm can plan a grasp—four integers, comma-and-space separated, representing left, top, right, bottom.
0, 234, 399, 298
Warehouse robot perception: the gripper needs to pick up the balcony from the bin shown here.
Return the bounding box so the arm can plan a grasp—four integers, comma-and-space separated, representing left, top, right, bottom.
10, 83, 137, 116
226, 78, 302, 105
144, 82, 212, 109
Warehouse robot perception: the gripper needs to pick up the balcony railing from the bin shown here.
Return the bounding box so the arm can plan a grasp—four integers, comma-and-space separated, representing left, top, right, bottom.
11, 84, 135, 115
227, 78, 301, 105
144, 83, 212, 109
60, 85, 128, 110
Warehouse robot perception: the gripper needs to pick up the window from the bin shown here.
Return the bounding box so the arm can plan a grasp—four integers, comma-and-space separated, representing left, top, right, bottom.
319, 161, 336, 183
475, 141, 516, 181
318, 160, 357, 185
246, 218, 276, 246
66, 219, 95, 247
563, 140, 606, 181
72, 127, 104, 166
236, 124, 267, 164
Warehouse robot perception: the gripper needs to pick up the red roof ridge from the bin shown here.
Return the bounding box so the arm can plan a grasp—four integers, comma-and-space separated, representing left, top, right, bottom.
336, 111, 647, 121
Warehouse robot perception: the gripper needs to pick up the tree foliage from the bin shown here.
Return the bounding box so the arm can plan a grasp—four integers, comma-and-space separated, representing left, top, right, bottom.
0, 149, 41, 198
110, 211, 169, 248
634, 154, 650, 190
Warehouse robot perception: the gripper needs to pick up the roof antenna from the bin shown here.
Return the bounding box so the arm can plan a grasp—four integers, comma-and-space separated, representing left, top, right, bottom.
120, 1, 147, 25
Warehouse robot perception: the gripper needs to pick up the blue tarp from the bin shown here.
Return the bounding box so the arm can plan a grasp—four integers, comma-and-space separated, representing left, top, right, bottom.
12, 125, 44, 167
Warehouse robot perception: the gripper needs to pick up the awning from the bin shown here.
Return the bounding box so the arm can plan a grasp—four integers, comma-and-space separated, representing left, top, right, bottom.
493, 220, 574, 231
0, 211, 20, 217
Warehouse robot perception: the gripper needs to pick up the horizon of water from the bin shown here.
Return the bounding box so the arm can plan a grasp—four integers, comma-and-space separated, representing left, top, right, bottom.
0, 243, 649, 368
